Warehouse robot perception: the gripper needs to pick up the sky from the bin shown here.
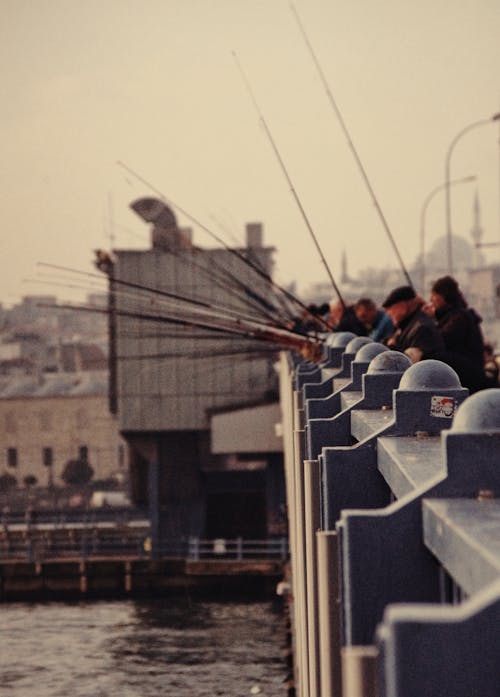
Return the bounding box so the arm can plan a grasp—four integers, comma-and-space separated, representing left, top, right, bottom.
1, 0, 500, 307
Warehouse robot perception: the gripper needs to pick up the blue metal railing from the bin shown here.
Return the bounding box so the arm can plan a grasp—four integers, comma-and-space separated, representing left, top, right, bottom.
280, 343, 500, 697
0, 524, 288, 563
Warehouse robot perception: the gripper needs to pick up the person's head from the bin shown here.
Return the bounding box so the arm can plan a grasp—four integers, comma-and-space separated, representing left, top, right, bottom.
484, 342, 495, 358
382, 285, 418, 324
430, 275, 462, 310
328, 300, 345, 328
354, 298, 377, 325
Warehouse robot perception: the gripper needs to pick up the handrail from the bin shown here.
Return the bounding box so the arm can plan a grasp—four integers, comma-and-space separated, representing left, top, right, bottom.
0, 529, 289, 563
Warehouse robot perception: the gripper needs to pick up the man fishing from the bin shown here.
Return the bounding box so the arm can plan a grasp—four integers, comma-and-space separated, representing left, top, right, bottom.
382, 285, 444, 362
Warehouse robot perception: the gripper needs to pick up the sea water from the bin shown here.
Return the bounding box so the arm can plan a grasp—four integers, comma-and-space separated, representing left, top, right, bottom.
0, 598, 287, 696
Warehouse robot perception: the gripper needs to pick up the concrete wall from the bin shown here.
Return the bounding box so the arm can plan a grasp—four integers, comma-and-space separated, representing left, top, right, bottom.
211, 402, 283, 453
0, 394, 127, 485
115, 246, 278, 431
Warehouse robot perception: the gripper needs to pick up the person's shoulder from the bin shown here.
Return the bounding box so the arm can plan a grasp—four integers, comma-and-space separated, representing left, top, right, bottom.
414, 309, 436, 325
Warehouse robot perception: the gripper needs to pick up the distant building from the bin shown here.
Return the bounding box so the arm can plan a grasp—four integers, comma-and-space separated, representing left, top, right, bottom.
4, 294, 107, 341
0, 293, 108, 377
0, 332, 50, 376
7, 295, 58, 326
108, 199, 285, 547
0, 371, 127, 488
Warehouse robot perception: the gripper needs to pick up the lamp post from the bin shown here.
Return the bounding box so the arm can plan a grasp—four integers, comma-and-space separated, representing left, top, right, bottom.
420, 175, 476, 292
445, 112, 500, 274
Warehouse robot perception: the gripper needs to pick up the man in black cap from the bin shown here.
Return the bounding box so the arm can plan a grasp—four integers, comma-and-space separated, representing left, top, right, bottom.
382, 285, 444, 362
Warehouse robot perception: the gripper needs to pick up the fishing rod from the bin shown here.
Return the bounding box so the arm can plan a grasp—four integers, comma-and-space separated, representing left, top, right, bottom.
290, 3, 414, 289
37, 261, 286, 330
231, 51, 346, 310
38, 301, 324, 361
118, 330, 266, 341
33, 262, 320, 348
117, 160, 330, 329
29, 272, 265, 333
117, 345, 278, 361
208, 211, 295, 318
131, 211, 296, 326
48, 259, 282, 329
122, 161, 307, 323
208, 212, 245, 248
126, 221, 290, 325
105, 205, 286, 323
175, 246, 291, 324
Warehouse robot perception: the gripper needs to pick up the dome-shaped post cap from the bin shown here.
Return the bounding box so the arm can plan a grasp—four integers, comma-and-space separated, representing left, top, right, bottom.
345, 336, 373, 354
326, 331, 356, 348
354, 342, 389, 363
451, 388, 500, 432
398, 359, 461, 391
368, 351, 412, 374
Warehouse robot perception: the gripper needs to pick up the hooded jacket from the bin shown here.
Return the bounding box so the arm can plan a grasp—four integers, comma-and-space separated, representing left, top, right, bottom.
434, 301, 486, 392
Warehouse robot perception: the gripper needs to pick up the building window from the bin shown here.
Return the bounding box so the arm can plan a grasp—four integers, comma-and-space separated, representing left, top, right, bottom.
79, 445, 88, 462
7, 448, 18, 468
42, 447, 53, 467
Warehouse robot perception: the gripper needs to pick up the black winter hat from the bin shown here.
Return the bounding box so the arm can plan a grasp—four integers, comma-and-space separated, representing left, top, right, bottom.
431, 275, 460, 303
382, 285, 416, 308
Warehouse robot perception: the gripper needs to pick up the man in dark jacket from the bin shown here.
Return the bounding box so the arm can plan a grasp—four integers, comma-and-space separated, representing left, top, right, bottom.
382, 285, 445, 362
430, 275, 486, 392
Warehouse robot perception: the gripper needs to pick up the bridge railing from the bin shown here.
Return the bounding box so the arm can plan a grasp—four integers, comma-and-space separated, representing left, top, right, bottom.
279, 333, 500, 697
185, 536, 288, 560
0, 524, 288, 563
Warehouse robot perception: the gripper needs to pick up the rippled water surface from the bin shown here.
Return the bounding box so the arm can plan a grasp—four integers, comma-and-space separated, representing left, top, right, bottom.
0, 599, 287, 696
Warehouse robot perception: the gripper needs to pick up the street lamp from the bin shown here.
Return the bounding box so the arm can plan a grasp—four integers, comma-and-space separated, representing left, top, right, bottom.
444, 112, 500, 274
420, 175, 476, 292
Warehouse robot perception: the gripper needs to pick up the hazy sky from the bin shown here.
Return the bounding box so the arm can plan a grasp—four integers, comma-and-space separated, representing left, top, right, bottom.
2, 0, 499, 307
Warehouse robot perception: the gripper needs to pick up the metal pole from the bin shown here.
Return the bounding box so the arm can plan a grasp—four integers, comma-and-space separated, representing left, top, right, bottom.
148, 445, 161, 559
444, 113, 500, 274
420, 176, 475, 292
303, 459, 321, 697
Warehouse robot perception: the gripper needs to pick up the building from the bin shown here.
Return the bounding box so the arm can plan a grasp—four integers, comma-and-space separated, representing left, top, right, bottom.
0, 371, 127, 488
109, 198, 285, 549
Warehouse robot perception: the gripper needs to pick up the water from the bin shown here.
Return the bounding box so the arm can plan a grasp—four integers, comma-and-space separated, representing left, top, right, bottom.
0, 599, 287, 696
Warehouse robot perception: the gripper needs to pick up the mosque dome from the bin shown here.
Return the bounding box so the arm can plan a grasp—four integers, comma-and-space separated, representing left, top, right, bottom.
425, 234, 474, 272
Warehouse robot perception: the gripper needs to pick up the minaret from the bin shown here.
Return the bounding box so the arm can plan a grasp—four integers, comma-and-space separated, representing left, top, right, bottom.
340, 249, 350, 284
470, 191, 484, 268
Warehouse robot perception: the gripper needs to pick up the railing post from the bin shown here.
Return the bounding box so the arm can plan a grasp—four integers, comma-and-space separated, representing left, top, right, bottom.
189, 536, 199, 561
236, 537, 243, 560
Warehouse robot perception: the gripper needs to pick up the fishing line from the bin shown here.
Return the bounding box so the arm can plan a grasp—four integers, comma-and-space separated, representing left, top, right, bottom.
231, 50, 346, 309
290, 2, 414, 289
116, 160, 329, 329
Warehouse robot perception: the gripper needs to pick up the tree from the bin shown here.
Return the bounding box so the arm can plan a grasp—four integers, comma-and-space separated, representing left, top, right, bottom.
61, 459, 94, 486
0, 472, 18, 492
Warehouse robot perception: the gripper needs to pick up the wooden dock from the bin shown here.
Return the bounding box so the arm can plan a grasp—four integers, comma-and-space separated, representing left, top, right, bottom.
0, 556, 284, 601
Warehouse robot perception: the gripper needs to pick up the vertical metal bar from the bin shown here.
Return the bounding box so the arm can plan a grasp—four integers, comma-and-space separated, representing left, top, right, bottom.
341, 646, 378, 697
317, 530, 343, 697
148, 443, 161, 559
304, 459, 321, 697
293, 404, 310, 697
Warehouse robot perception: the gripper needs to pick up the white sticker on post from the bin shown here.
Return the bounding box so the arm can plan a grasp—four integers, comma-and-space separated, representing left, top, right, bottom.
430, 395, 456, 418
